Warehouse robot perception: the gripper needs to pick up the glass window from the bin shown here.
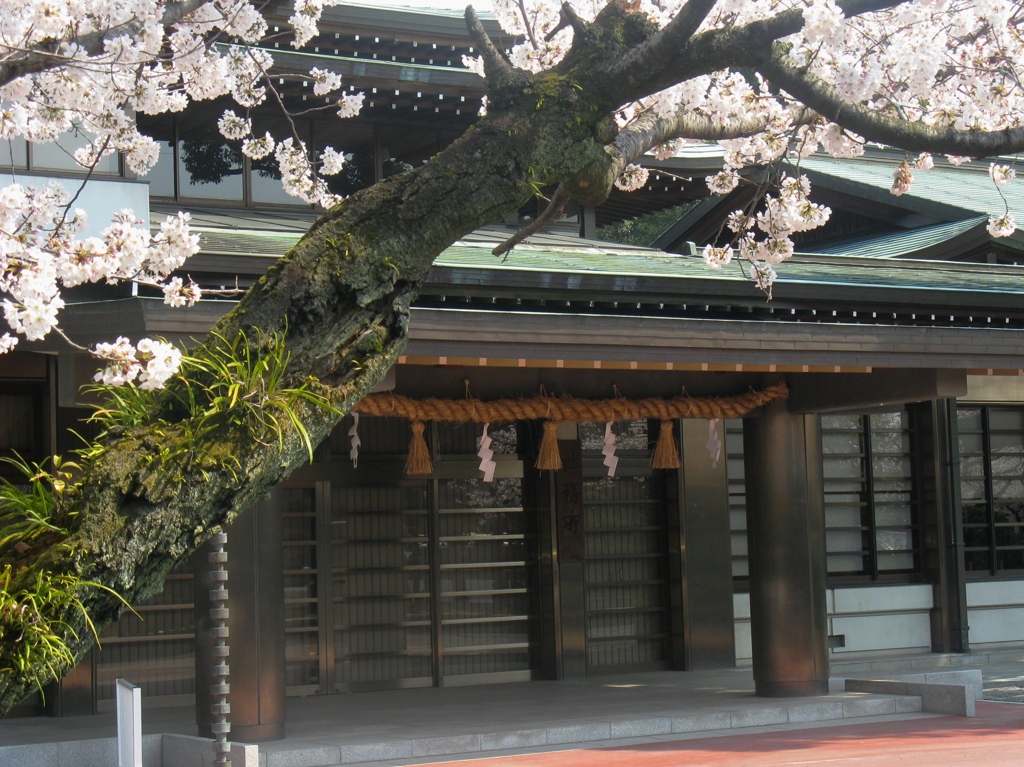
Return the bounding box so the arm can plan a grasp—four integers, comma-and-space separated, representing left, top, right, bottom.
32, 130, 119, 174
958, 406, 1024, 575
95, 564, 194, 702
146, 139, 176, 198
177, 139, 243, 201
247, 114, 307, 205
314, 121, 374, 198
0, 138, 27, 170
822, 411, 919, 577
725, 411, 921, 583
725, 419, 748, 583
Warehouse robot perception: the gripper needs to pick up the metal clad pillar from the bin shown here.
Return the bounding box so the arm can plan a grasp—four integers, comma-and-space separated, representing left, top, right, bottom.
743, 399, 829, 697
553, 425, 587, 679
521, 422, 560, 680
674, 419, 735, 670
195, 492, 286, 741
913, 399, 970, 652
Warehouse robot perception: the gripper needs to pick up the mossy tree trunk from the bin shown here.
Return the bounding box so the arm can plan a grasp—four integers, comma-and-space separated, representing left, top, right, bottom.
5, 0, 1024, 714
0, 4, 657, 714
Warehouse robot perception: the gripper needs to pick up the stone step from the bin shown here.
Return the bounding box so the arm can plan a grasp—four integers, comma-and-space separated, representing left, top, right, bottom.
252, 693, 923, 767
831, 644, 1024, 675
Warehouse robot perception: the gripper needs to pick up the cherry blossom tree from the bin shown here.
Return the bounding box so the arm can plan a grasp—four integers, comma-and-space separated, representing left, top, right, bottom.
4, 0, 1024, 712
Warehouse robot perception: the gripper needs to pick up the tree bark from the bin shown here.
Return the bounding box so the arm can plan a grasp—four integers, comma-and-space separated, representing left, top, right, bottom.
6, 0, 1024, 714
0, 9, 636, 713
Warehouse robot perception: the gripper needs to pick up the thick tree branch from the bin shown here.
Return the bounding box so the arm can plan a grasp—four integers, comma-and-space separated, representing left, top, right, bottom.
465, 6, 519, 89
0, 47, 623, 710
756, 44, 1024, 156
546, 2, 588, 41
0, 0, 208, 87
603, 0, 908, 105
565, 106, 815, 208
604, 0, 720, 89
612, 106, 817, 167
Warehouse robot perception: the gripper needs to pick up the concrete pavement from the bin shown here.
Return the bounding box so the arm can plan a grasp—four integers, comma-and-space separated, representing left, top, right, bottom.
0, 645, 1021, 767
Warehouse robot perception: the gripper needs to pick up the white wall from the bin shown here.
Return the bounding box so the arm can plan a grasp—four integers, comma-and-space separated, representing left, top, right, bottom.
967, 581, 1024, 645
828, 584, 932, 654
734, 593, 751, 663
733, 583, 934, 664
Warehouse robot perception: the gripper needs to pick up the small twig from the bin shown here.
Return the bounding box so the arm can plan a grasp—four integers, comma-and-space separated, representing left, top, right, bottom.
492, 185, 571, 260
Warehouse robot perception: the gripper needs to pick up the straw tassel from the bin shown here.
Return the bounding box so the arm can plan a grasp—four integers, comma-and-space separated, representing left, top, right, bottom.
651, 420, 681, 469
405, 420, 433, 475
535, 420, 563, 471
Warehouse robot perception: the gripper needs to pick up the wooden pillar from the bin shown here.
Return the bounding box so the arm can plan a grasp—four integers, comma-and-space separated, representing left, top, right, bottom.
194, 492, 286, 741
743, 399, 829, 697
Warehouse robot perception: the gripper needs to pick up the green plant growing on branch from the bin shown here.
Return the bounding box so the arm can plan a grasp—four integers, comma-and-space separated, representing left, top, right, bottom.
8, 0, 1024, 716
0, 457, 127, 697
1, 329, 338, 701
0, 565, 106, 696
84, 329, 339, 477
0, 456, 80, 552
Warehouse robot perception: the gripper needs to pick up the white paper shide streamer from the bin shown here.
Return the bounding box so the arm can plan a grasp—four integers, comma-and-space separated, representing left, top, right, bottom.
706, 418, 721, 469
602, 421, 618, 478
349, 412, 361, 468
477, 422, 496, 482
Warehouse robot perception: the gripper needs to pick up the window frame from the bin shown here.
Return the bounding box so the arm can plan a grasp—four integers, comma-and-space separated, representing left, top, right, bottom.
821, 411, 924, 585
957, 405, 1024, 578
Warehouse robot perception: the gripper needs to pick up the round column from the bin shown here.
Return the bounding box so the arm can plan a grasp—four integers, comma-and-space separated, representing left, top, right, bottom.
742, 398, 829, 697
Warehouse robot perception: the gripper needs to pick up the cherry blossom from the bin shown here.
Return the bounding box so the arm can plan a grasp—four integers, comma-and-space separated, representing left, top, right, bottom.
1, 0, 1023, 370
988, 213, 1016, 238
990, 163, 1016, 186
309, 68, 342, 97
319, 148, 349, 176
891, 162, 914, 196
242, 133, 275, 161
614, 164, 649, 192
702, 245, 734, 269
479, 0, 1024, 290
0, 0, 370, 385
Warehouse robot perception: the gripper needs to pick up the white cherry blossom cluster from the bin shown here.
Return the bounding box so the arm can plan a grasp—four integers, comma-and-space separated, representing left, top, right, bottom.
310, 68, 342, 97
274, 138, 341, 207
0, 180, 200, 382
489, 0, 1024, 291
614, 164, 649, 192
699, 174, 831, 292
93, 336, 182, 390
0, 0, 363, 245
988, 213, 1016, 238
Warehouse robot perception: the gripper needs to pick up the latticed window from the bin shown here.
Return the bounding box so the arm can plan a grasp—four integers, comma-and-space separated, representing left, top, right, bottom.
725, 412, 921, 584
726, 419, 749, 586
822, 412, 921, 579
958, 407, 1024, 575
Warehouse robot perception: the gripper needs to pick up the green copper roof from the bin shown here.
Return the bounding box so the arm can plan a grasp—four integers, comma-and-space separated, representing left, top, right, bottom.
804, 217, 988, 258
800, 155, 1024, 220
436, 228, 1024, 297
183, 222, 1024, 299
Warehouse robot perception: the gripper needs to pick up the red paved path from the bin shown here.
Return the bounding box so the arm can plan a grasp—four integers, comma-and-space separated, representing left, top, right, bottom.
414, 702, 1024, 766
